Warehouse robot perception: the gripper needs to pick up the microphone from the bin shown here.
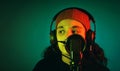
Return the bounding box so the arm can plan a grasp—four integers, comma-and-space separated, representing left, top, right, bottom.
65, 34, 85, 71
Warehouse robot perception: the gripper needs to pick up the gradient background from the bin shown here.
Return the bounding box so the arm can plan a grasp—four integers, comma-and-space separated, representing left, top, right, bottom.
0, 0, 120, 71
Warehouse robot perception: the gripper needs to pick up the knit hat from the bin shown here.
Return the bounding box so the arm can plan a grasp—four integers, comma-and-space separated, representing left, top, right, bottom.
56, 8, 90, 31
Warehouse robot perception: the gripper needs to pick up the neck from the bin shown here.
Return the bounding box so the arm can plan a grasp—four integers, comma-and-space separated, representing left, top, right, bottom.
62, 54, 71, 65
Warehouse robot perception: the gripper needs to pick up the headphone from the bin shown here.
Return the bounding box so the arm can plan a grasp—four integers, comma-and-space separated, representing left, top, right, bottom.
50, 7, 96, 47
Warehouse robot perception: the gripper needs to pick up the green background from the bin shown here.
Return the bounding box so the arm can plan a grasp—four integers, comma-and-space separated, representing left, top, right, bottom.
0, 0, 120, 71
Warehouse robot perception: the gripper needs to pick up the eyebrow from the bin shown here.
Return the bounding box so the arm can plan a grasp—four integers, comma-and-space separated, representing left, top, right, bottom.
57, 26, 64, 29
72, 26, 79, 28
57, 25, 80, 29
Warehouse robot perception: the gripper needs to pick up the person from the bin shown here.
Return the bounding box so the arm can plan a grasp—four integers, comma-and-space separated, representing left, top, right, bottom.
33, 7, 110, 71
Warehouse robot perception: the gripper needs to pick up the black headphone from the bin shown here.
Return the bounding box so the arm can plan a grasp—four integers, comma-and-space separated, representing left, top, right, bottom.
50, 7, 96, 46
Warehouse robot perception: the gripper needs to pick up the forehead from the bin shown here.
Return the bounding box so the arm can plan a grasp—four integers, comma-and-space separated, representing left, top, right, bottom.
57, 19, 85, 29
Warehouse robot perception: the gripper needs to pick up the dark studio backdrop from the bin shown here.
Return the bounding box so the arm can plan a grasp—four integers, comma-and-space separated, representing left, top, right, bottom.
0, 0, 120, 71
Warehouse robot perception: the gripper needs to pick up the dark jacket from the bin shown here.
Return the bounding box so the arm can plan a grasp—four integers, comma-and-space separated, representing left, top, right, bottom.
33, 44, 110, 71
33, 58, 109, 71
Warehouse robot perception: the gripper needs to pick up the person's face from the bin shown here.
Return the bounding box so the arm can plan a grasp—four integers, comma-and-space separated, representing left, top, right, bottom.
56, 19, 86, 56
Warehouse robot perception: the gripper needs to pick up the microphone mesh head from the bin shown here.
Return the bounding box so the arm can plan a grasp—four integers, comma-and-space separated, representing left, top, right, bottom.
65, 34, 85, 53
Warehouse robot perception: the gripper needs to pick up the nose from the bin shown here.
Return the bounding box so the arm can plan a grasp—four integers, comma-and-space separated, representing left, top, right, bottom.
72, 30, 76, 34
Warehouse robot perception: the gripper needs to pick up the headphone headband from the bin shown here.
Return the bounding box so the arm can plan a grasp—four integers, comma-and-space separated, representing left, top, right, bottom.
50, 7, 96, 34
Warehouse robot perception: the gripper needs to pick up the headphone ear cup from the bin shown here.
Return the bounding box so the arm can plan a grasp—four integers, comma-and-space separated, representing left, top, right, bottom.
86, 30, 95, 45
50, 30, 57, 44
91, 31, 95, 42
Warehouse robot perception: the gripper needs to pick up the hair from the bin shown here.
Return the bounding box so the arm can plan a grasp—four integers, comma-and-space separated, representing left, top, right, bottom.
43, 44, 62, 60
92, 43, 108, 66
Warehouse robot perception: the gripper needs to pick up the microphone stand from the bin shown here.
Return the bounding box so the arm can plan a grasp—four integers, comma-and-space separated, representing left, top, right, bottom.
66, 34, 85, 71
70, 45, 82, 71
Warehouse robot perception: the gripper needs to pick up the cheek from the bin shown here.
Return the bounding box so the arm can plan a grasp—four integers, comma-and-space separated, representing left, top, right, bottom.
56, 33, 67, 41
78, 31, 86, 40
80, 33, 86, 40
57, 35, 69, 55
57, 41, 69, 55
